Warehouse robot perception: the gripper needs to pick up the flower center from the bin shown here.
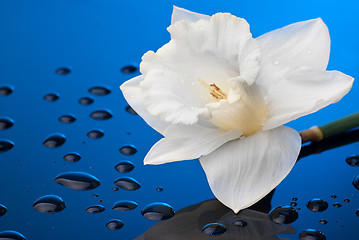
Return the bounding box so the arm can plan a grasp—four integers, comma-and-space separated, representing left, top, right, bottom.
198, 79, 227, 101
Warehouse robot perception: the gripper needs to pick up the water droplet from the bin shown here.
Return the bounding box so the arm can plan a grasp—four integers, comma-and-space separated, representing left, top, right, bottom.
106, 219, 124, 230
202, 223, 227, 236
114, 161, 134, 173
33, 195, 66, 213
356, 209, 359, 216
90, 110, 112, 120
344, 198, 350, 203
331, 194, 337, 198
274, 60, 279, 65
78, 97, 94, 105
292, 197, 298, 201
85, 205, 105, 214
54, 172, 101, 190
353, 174, 359, 190
0, 204, 7, 217
0, 118, 14, 130
88, 86, 111, 96
319, 219, 328, 225
55, 67, 71, 75
44, 93, 59, 102
0, 139, 14, 153
306, 199, 328, 212
87, 130, 104, 139
119, 145, 137, 155
43, 134, 66, 148
114, 177, 141, 191
63, 152, 81, 163
290, 202, 297, 207
156, 186, 163, 192
58, 115, 76, 124
232, 218, 247, 227
0, 86, 14, 96
125, 105, 137, 115
112, 187, 119, 191
113, 200, 138, 211
346, 155, 359, 166
299, 229, 326, 240
333, 202, 342, 208
141, 202, 175, 221
93, 194, 99, 198
121, 65, 137, 73
268, 205, 298, 224
0, 230, 26, 240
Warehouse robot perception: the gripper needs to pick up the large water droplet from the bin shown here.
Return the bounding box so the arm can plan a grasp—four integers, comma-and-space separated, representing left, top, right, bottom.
114, 161, 134, 173
113, 200, 138, 211
88, 86, 111, 95
87, 130, 104, 139
125, 105, 137, 115
121, 65, 138, 73
0, 204, 7, 217
141, 202, 175, 221
299, 229, 326, 240
43, 134, 66, 148
58, 115, 76, 124
306, 199, 328, 212
232, 218, 247, 227
353, 174, 359, 190
0, 230, 26, 240
356, 209, 359, 216
33, 195, 66, 213
346, 155, 359, 166
90, 110, 112, 120
268, 205, 298, 224
119, 145, 137, 155
44, 93, 59, 102
0, 139, 14, 153
55, 67, 71, 75
85, 205, 105, 214
114, 177, 140, 191
63, 152, 81, 163
106, 219, 124, 230
202, 223, 227, 236
54, 172, 101, 190
0, 118, 14, 130
78, 97, 94, 105
0, 86, 14, 96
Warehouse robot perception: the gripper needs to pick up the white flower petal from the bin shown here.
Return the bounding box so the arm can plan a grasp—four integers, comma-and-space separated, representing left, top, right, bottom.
200, 126, 301, 213
120, 75, 169, 134
171, 6, 210, 25
144, 124, 242, 165
263, 68, 354, 131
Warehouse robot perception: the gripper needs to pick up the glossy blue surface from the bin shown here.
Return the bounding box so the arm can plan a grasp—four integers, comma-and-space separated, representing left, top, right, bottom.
0, 0, 358, 239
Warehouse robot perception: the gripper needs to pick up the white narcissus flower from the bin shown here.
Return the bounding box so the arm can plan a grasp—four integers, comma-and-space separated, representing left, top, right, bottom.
120, 6, 354, 213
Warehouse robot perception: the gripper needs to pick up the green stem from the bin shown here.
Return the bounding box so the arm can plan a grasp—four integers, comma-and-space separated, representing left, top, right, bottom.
319, 112, 359, 139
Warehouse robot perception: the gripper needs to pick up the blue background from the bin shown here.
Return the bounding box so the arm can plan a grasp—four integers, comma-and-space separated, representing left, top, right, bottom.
0, 0, 358, 239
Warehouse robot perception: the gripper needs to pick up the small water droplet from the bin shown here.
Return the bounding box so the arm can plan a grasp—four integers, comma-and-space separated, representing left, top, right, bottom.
0, 86, 14, 96
0, 118, 14, 130
93, 194, 99, 198
54, 172, 101, 190
0, 139, 14, 153
141, 202, 175, 221
121, 65, 138, 73
125, 105, 137, 115
63, 153, 81, 163
202, 223, 227, 236
114, 161, 134, 173
114, 177, 141, 191
232, 218, 247, 227
331, 194, 337, 198
290, 202, 297, 207
33, 195, 66, 213
113, 200, 138, 211
0, 230, 26, 240
299, 229, 326, 240
119, 145, 137, 155
156, 186, 163, 192
344, 198, 350, 203
43, 134, 66, 148
106, 219, 124, 230
346, 155, 359, 166
274, 61, 279, 65
88, 86, 111, 95
112, 187, 119, 191
268, 206, 298, 224
0, 204, 7, 217
44, 93, 59, 102
78, 97, 94, 105
98, 199, 102, 203
292, 197, 298, 201
55, 67, 71, 75
319, 219, 328, 225
58, 115, 76, 124
90, 110, 112, 120
87, 130, 104, 139
333, 202, 342, 208
85, 205, 105, 214
306, 199, 328, 212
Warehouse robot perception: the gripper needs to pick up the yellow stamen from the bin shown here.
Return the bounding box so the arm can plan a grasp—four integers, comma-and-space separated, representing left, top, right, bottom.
198, 79, 227, 101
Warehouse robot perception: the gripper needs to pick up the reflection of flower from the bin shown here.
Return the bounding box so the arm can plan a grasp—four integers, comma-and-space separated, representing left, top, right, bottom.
121, 6, 353, 213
